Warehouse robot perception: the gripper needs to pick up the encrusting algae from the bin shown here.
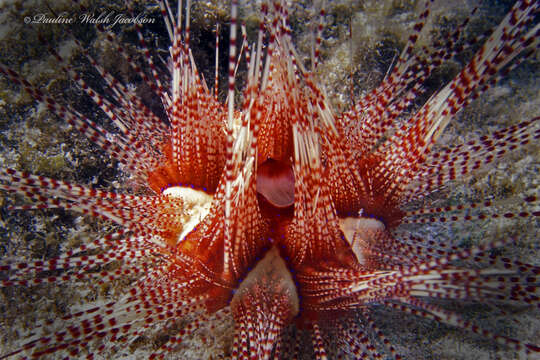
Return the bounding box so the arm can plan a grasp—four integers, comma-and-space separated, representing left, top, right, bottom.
0, 0, 539, 359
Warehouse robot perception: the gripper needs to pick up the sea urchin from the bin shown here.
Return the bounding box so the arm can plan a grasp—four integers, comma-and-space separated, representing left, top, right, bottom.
0, 0, 539, 359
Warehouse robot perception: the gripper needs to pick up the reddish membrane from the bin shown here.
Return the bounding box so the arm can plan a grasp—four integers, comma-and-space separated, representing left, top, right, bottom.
256, 159, 295, 208
0, 0, 539, 359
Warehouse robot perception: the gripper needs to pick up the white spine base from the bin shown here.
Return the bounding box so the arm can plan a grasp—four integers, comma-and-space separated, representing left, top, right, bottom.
339, 216, 386, 265
163, 186, 213, 244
